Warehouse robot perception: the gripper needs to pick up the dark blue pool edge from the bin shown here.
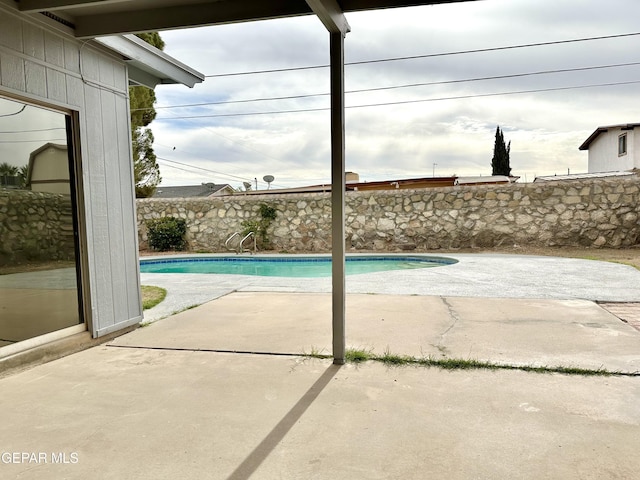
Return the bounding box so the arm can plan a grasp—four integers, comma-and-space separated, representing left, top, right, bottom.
140, 254, 458, 267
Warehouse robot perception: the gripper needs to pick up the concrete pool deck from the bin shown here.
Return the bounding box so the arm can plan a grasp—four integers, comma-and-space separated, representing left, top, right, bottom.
140, 253, 640, 322
1, 253, 640, 479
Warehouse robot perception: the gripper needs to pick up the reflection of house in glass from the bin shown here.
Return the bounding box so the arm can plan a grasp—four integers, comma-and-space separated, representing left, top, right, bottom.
27, 143, 70, 195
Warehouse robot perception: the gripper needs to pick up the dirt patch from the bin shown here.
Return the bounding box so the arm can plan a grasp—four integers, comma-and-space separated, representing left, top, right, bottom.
457, 245, 640, 270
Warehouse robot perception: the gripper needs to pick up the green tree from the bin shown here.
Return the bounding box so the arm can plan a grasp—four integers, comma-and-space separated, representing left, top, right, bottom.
491, 126, 511, 176
133, 129, 160, 198
0, 162, 18, 176
17, 164, 28, 188
0, 162, 18, 188
130, 32, 165, 198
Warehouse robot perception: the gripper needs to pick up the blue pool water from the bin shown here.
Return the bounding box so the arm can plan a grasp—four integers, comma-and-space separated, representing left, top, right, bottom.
139, 255, 457, 278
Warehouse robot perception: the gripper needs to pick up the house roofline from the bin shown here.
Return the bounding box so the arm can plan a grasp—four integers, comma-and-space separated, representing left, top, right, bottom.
579, 123, 640, 151
94, 35, 204, 88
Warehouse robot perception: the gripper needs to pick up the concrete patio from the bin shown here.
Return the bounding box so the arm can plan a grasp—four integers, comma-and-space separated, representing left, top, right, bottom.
1, 254, 640, 479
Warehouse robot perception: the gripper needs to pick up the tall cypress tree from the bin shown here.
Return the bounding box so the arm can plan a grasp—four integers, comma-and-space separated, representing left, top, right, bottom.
491, 126, 511, 176
130, 32, 165, 198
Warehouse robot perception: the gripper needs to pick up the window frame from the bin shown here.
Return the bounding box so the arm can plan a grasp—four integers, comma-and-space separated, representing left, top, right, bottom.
618, 133, 628, 156
0, 91, 89, 356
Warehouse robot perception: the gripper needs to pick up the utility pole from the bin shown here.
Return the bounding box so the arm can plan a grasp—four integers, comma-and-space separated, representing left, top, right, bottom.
433, 163, 437, 177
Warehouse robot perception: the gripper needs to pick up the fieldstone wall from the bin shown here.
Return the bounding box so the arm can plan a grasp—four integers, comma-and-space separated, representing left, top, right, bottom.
0, 189, 75, 266
0, 189, 75, 265
136, 177, 640, 252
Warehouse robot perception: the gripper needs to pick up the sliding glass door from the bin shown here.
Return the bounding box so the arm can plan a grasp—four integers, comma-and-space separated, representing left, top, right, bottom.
0, 96, 83, 348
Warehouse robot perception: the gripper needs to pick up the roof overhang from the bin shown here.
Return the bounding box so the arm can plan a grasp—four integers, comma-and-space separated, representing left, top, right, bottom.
579, 123, 640, 151
13, 0, 482, 38
94, 34, 204, 88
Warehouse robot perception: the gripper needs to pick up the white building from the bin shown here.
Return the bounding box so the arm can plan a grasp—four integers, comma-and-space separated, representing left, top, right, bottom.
579, 123, 640, 173
0, 3, 203, 364
27, 143, 70, 194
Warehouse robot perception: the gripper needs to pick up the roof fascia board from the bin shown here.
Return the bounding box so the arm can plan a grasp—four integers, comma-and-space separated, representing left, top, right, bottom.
305, 0, 350, 35
578, 127, 607, 151
73, 1, 314, 38
94, 35, 204, 88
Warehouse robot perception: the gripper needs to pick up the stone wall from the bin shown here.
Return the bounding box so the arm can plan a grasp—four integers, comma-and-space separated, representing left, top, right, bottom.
0, 189, 75, 266
136, 177, 640, 252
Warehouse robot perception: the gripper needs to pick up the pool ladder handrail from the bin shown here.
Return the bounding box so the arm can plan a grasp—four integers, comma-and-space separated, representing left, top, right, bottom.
240, 232, 256, 254
225, 231, 256, 254
225, 232, 240, 252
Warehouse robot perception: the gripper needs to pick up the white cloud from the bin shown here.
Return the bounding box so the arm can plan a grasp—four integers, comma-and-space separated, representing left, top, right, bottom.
0, 98, 67, 169
152, 0, 640, 188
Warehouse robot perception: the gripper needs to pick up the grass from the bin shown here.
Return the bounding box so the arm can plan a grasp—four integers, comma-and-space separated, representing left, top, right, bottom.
171, 304, 200, 315
303, 346, 332, 359
141, 285, 166, 310
345, 348, 372, 363
301, 347, 636, 377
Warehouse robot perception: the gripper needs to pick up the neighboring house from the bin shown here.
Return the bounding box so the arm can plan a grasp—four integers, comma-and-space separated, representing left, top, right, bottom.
233, 176, 457, 195
579, 123, 640, 173
153, 183, 235, 198
27, 143, 70, 195
232, 174, 514, 196
454, 175, 515, 186
533, 171, 637, 183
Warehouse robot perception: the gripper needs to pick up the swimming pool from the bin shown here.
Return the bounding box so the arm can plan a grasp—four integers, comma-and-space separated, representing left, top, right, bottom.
139, 255, 457, 278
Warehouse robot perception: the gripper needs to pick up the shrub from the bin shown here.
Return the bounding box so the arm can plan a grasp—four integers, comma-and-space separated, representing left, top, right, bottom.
146, 217, 187, 251
241, 203, 277, 249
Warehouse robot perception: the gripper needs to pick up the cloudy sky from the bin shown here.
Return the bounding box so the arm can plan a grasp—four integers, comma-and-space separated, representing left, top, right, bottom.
149, 0, 640, 190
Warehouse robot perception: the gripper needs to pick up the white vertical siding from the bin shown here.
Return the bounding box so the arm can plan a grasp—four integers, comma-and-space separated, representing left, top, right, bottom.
0, 8, 143, 337
588, 127, 637, 173
631, 129, 638, 169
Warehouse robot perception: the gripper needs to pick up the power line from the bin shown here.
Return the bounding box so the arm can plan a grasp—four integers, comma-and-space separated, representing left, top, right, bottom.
155, 79, 640, 120
156, 111, 292, 168
203, 31, 640, 78
348, 80, 640, 109
156, 156, 252, 182
0, 138, 66, 143
0, 127, 66, 134
155, 160, 202, 175
156, 156, 289, 189
0, 105, 26, 118
140, 61, 640, 111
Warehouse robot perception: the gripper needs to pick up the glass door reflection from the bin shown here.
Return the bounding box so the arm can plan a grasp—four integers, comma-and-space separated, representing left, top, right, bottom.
0, 96, 82, 348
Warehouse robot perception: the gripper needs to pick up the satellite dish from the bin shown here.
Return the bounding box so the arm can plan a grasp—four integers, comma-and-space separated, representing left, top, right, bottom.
263, 175, 275, 189
242, 181, 252, 191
